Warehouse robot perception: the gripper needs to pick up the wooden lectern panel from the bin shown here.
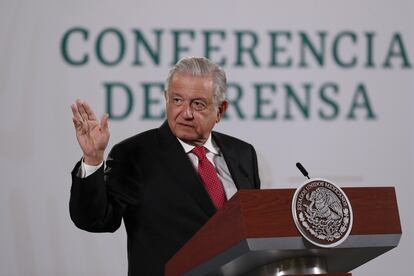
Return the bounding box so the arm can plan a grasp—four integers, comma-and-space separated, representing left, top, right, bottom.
166, 187, 401, 276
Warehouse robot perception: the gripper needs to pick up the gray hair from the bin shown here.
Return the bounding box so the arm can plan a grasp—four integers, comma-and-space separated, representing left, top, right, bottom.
165, 57, 227, 106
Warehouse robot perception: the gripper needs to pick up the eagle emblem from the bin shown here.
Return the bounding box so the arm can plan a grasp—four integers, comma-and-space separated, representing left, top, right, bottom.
292, 179, 353, 247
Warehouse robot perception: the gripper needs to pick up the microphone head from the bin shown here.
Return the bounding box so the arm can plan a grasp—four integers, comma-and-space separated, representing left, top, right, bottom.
296, 162, 310, 179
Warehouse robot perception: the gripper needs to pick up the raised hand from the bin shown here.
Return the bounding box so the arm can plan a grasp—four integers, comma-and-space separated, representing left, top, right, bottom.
71, 99, 110, 165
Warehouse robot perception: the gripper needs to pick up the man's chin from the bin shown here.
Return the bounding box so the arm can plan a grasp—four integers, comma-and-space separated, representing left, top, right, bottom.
175, 131, 203, 145
177, 134, 197, 143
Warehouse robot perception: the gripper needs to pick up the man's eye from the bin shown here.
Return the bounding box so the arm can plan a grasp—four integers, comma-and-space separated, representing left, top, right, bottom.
192, 101, 206, 110
173, 98, 183, 105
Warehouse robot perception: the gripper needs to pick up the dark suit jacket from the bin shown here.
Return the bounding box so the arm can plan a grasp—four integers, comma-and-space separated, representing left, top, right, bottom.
70, 121, 260, 276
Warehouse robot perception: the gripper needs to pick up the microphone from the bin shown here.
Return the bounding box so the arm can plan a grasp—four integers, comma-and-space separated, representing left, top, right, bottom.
296, 162, 310, 179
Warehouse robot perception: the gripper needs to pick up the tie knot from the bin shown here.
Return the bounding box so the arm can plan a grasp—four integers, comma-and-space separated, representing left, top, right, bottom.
192, 146, 207, 160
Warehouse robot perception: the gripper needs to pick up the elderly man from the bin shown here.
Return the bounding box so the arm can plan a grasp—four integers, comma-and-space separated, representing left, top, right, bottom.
70, 57, 260, 275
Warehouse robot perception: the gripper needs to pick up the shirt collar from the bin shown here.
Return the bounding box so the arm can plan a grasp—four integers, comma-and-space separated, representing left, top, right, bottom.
177, 134, 219, 155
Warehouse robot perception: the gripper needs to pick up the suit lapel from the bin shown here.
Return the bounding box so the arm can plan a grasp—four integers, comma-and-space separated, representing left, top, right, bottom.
156, 121, 216, 216
212, 132, 253, 190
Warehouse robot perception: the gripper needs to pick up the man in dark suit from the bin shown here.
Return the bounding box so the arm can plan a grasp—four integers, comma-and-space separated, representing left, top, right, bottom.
70, 57, 260, 275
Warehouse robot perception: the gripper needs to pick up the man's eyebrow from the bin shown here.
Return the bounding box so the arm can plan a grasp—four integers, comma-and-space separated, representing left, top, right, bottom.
170, 92, 208, 101
170, 92, 182, 97
192, 97, 208, 102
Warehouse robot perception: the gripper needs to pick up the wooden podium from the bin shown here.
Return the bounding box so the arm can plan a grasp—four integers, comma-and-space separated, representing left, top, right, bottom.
165, 187, 401, 276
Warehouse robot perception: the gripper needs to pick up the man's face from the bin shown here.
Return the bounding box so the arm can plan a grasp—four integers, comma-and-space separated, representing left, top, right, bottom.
165, 73, 227, 146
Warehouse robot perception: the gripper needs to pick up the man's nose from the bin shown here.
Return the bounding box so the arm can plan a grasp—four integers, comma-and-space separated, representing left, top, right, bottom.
181, 102, 194, 119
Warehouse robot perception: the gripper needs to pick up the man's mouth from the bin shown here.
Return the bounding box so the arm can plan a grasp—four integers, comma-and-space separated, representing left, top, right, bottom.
177, 122, 194, 128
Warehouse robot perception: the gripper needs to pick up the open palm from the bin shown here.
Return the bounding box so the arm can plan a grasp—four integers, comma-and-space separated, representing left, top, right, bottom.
71, 99, 110, 165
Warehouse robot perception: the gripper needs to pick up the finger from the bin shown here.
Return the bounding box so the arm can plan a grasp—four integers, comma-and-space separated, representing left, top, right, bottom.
72, 117, 82, 130
71, 103, 82, 121
82, 101, 97, 121
74, 99, 85, 121
100, 113, 109, 131
76, 99, 89, 122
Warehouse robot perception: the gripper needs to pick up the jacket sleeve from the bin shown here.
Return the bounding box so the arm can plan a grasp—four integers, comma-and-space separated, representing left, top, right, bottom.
69, 143, 141, 232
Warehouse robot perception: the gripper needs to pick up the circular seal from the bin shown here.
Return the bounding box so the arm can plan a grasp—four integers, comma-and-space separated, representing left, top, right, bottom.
291, 178, 353, 248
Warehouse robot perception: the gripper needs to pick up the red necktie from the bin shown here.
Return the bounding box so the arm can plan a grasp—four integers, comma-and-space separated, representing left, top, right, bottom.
192, 146, 227, 210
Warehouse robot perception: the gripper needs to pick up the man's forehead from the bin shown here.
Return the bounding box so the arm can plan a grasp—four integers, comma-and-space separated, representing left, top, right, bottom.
168, 74, 214, 97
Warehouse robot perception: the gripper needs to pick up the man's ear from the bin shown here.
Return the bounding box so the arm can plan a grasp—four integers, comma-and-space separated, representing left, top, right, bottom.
216, 101, 228, 122
164, 90, 169, 107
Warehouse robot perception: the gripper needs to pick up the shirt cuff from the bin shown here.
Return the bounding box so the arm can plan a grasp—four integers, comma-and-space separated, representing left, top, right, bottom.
78, 159, 104, 178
